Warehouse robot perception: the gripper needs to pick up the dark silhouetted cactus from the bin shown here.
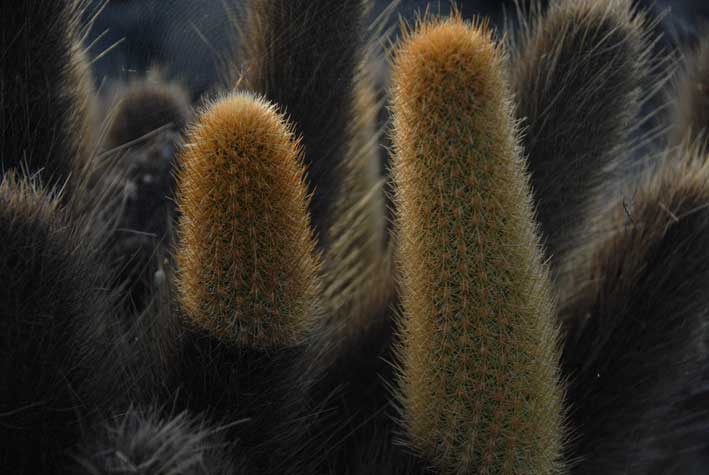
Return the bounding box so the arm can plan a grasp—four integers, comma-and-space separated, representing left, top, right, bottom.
0, 176, 140, 474
99, 72, 193, 310
0, 0, 98, 192
511, 0, 652, 270
673, 34, 709, 146
558, 141, 709, 474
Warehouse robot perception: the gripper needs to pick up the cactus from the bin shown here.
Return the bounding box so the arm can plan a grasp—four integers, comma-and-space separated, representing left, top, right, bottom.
102, 72, 192, 152
511, 0, 652, 269
312, 21, 395, 396
673, 35, 709, 146
391, 16, 565, 474
75, 406, 241, 475
559, 142, 709, 474
99, 73, 193, 310
171, 92, 323, 473
175, 92, 320, 348
0, 176, 139, 473
0, 0, 97, 191
319, 70, 392, 351
238, 0, 367, 245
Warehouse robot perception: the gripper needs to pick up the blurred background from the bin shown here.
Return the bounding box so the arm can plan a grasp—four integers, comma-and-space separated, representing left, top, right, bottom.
84, 0, 709, 102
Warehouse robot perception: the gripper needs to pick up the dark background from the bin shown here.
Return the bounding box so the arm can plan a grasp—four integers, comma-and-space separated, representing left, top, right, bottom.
84, 0, 709, 101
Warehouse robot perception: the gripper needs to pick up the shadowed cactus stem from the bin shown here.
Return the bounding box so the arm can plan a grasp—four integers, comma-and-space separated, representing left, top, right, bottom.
558, 142, 709, 473
511, 0, 651, 268
175, 92, 320, 349
1, 0, 98, 191
392, 16, 565, 474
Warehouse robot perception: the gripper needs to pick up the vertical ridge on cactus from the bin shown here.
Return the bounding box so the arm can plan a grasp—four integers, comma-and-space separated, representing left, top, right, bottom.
392, 15, 565, 475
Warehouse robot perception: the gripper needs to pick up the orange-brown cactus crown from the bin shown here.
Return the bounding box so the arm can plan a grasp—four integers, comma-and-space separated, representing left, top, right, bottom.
176, 92, 320, 349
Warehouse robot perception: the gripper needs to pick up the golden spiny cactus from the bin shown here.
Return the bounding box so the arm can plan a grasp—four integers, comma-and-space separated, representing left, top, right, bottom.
392, 16, 565, 474
175, 92, 320, 348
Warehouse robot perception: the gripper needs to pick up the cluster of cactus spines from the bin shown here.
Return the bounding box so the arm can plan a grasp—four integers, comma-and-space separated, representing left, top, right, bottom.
557, 142, 709, 473
238, 0, 367, 245
0, 0, 97, 191
673, 35, 709, 146
511, 0, 652, 269
75, 407, 239, 475
391, 16, 565, 474
175, 92, 320, 348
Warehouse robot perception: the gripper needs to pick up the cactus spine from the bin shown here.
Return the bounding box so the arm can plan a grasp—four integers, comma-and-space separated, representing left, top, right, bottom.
511, 0, 650, 268
392, 16, 565, 474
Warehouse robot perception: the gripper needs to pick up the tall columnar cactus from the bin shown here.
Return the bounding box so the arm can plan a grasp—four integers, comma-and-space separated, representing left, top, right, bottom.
175, 92, 320, 348
558, 142, 709, 473
511, 0, 651, 269
392, 16, 565, 474
0, 0, 97, 190
238, 0, 367, 244
306, 63, 401, 475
